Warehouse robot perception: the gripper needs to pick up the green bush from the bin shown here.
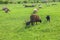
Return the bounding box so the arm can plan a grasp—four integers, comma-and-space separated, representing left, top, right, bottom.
18, 1, 21, 4
0, 1, 3, 4
4, 1, 8, 4
23, 1, 28, 3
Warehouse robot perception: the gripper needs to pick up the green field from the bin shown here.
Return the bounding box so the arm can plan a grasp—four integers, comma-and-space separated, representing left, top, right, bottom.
0, 2, 60, 40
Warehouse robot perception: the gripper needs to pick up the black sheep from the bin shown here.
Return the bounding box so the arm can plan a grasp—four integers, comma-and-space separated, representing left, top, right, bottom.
25, 21, 31, 28
2, 7, 10, 13
26, 21, 30, 26
46, 15, 50, 22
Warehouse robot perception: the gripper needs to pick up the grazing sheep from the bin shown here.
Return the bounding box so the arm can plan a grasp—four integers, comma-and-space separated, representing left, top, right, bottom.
30, 14, 42, 25
25, 21, 31, 28
2, 7, 10, 13
26, 21, 30, 26
38, 5, 42, 8
46, 15, 50, 22
24, 4, 36, 7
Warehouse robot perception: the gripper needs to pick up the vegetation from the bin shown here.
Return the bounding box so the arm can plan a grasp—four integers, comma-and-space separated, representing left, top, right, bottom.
0, 2, 60, 40
0, 0, 60, 4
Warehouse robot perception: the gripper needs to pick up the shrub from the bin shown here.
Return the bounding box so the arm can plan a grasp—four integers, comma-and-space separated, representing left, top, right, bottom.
18, 1, 21, 4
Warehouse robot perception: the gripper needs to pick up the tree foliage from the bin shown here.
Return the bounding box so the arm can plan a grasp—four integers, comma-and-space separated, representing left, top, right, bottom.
0, 0, 60, 4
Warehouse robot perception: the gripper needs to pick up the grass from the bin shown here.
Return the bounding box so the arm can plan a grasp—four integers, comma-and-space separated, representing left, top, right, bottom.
0, 2, 60, 40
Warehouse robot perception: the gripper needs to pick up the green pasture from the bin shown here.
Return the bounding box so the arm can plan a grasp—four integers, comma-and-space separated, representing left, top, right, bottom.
0, 2, 60, 40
